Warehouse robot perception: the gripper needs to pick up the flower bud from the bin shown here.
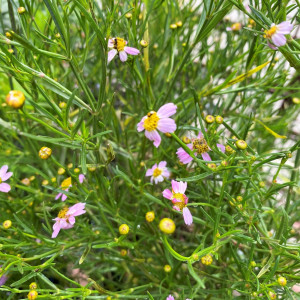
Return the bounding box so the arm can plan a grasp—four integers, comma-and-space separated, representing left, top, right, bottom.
58, 168, 65, 175
6, 90, 25, 109
74, 168, 80, 173
164, 264, 171, 272
182, 136, 191, 144
215, 115, 223, 124
207, 163, 216, 170
55, 33, 61, 39
259, 181, 265, 188
3, 220, 12, 229
125, 12, 132, 19
5, 32, 12, 39
236, 196, 243, 202
28, 290, 38, 300
268, 291, 276, 300
159, 218, 175, 234
176, 21, 183, 27
292, 97, 300, 104
201, 254, 213, 265
140, 40, 148, 48
39, 147, 52, 159
22, 178, 30, 186
120, 249, 127, 256
145, 211, 155, 222
18, 7, 26, 14
170, 23, 177, 29
235, 140, 247, 150
88, 166, 96, 172
29, 282, 37, 290
8, 49, 14, 54
277, 276, 287, 286
59, 102, 67, 109
42, 180, 49, 186
205, 115, 215, 124
221, 160, 228, 167
119, 224, 130, 235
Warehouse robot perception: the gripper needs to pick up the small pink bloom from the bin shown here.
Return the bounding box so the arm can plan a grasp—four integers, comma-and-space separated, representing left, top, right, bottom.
163, 180, 193, 226
0, 165, 13, 193
265, 21, 293, 48
79, 174, 85, 184
52, 203, 86, 238
146, 161, 170, 184
176, 131, 225, 164
108, 37, 140, 63
166, 296, 174, 300
137, 103, 177, 147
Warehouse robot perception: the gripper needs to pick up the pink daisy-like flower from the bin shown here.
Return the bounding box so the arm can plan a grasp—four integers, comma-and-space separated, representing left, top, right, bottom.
163, 180, 193, 226
52, 203, 86, 238
137, 103, 177, 147
0, 165, 13, 193
176, 131, 225, 164
264, 21, 293, 49
55, 177, 72, 202
108, 37, 140, 63
79, 174, 85, 184
146, 161, 170, 184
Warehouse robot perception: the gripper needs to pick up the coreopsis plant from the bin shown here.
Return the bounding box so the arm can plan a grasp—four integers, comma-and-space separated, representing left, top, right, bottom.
0, 0, 299, 299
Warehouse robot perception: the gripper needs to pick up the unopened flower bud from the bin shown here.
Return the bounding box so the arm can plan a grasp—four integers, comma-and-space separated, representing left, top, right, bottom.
201, 254, 213, 265
236, 196, 243, 202
215, 115, 223, 124
3, 220, 12, 229
42, 180, 49, 186
8, 49, 14, 54
140, 40, 148, 48
6, 90, 25, 109
268, 291, 276, 300
59, 102, 66, 109
182, 136, 191, 144
29, 282, 37, 290
27, 290, 38, 300
208, 163, 216, 170
5, 32, 12, 39
292, 97, 300, 104
205, 115, 215, 124
57, 168, 65, 175
119, 224, 129, 235
159, 218, 175, 234
145, 211, 155, 222
236, 140, 247, 150
74, 168, 80, 173
55, 33, 61, 38
277, 276, 287, 286
176, 21, 183, 27
164, 264, 171, 272
120, 249, 127, 256
39, 147, 52, 159
170, 23, 177, 29
18, 7, 26, 14
125, 12, 132, 19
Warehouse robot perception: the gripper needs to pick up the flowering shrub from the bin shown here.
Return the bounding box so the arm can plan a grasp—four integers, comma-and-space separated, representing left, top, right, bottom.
0, 0, 299, 299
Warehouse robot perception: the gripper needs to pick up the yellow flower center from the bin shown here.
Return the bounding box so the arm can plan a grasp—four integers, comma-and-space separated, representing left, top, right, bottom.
264, 26, 277, 38
172, 192, 186, 210
0, 177, 2, 184
192, 138, 209, 154
58, 206, 69, 218
61, 177, 72, 189
231, 23, 241, 31
153, 168, 162, 177
143, 111, 159, 131
114, 37, 126, 52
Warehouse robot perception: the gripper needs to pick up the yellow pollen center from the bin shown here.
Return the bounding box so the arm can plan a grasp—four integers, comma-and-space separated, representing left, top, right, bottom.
58, 206, 69, 218
61, 177, 72, 189
114, 37, 126, 52
153, 168, 162, 177
264, 26, 277, 38
143, 111, 159, 131
192, 138, 209, 154
172, 192, 186, 210
0, 178, 2, 184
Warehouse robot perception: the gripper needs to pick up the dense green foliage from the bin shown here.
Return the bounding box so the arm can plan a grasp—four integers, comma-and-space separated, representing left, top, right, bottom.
0, 0, 299, 299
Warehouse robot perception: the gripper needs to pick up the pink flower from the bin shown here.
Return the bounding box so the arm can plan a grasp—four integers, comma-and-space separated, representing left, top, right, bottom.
166, 296, 191, 300
146, 161, 170, 184
108, 37, 140, 63
55, 177, 72, 202
79, 174, 85, 184
137, 103, 177, 147
176, 131, 225, 164
52, 203, 86, 238
264, 21, 293, 49
0, 165, 13, 193
0, 265, 8, 286
163, 180, 193, 226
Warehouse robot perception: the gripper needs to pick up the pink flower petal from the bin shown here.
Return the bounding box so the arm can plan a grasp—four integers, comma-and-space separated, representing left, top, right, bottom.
108, 38, 114, 48
108, 49, 117, 63
271, 33, 286, 47
124, 46, 140, 55
79, 174, 85, 184
276, 21, 293, 34
178, 181, 187, 194
61, 193, 68, 202
162, 169, 170, 179
173, 206, 180, 211
137, 116, 146, 132
267, 41, 278, 50
68, 203, 86, 216
145, 130, 161, 147
0, 183, 11, 193
119, 50, 128, 62
217, 143, 225, 153
52, 221, 62, 238
176, 144, 194, 164
55, 193, 62, 200
158, 161, 167, 168
157, 103, 177, 118
157, 118, 176, 133
183, 207, 193, 226
146, 168, 154, 176
162, 189, 173, 200
167, 296, 175, 300
0, 165, 8, 178
1, 171, 13, 181
171, 180, 180, 193
201, 152, 212, 161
